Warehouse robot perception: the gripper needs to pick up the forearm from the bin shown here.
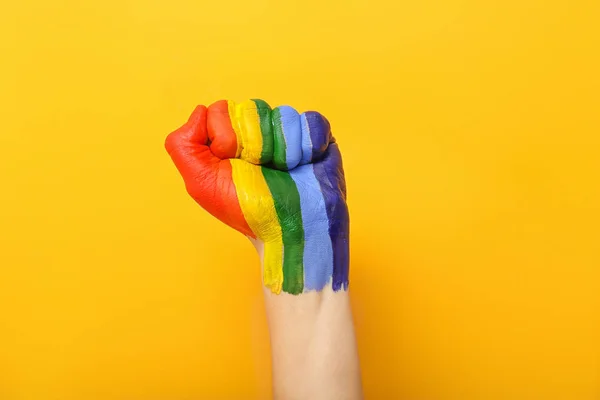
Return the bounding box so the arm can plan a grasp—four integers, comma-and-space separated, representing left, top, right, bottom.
258, 244, 363, 400
264, 288, 362, 400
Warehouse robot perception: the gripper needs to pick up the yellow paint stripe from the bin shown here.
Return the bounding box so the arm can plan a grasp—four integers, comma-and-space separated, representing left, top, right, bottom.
230, 159, 283, 294
227, 100, 243, 157
234, 100, 264, 164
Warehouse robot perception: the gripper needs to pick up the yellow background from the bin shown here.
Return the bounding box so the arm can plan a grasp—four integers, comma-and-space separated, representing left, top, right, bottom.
1, 0, 598, 398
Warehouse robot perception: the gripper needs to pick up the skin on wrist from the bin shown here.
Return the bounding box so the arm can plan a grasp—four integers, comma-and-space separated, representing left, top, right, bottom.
254, 239, 363, 400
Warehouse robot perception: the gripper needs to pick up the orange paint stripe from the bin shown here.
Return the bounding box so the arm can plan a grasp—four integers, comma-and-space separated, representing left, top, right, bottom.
207, 100, 239, 159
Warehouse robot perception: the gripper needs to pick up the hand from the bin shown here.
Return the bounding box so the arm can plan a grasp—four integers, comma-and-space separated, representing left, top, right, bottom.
165, 99, 349, 295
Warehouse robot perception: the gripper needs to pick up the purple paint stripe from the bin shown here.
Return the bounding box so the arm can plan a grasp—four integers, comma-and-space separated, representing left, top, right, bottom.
303, 111, 331, 161
312, 143, 349, 291
299, 113, 313, 165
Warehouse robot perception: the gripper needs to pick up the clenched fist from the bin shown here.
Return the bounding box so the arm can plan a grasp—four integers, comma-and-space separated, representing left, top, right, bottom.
165, 99, 349, 295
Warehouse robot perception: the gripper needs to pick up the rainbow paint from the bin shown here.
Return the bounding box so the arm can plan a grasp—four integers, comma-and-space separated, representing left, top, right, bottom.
165, 99, 349, 295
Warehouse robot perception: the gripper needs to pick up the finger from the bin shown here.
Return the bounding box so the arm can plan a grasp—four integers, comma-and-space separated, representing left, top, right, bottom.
237, 99, 274, 165
272, 106, 303, 170
165, 105, 218, 201
299, 111, 332, 165
165, 105, 209, 148
251, 99, 274, 164
207, 100, 239, 159
208, 99, 274, 164
165, 105, 211, 176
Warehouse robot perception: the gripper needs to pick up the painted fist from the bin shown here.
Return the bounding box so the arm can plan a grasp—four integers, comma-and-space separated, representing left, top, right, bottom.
165, 100, 349, 295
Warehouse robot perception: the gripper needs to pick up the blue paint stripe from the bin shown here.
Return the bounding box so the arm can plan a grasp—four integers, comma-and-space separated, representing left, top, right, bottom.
277, 106, 302, 170
289, 164, 334, 291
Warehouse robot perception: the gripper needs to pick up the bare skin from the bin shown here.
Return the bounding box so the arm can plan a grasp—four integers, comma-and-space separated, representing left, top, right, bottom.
253, 239, 363, 400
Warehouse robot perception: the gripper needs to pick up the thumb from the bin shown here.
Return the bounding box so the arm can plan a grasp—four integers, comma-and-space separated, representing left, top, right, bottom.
165, 105, 220, 202
165, 106, 255, 238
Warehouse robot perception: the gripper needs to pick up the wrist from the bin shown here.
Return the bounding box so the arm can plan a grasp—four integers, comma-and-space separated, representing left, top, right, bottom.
262, 286, 361, 400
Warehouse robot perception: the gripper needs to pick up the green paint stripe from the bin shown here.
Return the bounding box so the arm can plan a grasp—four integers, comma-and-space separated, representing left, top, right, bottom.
271, 108, 288, 170
261, 167, 304, 294
252, 99, 273, 164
